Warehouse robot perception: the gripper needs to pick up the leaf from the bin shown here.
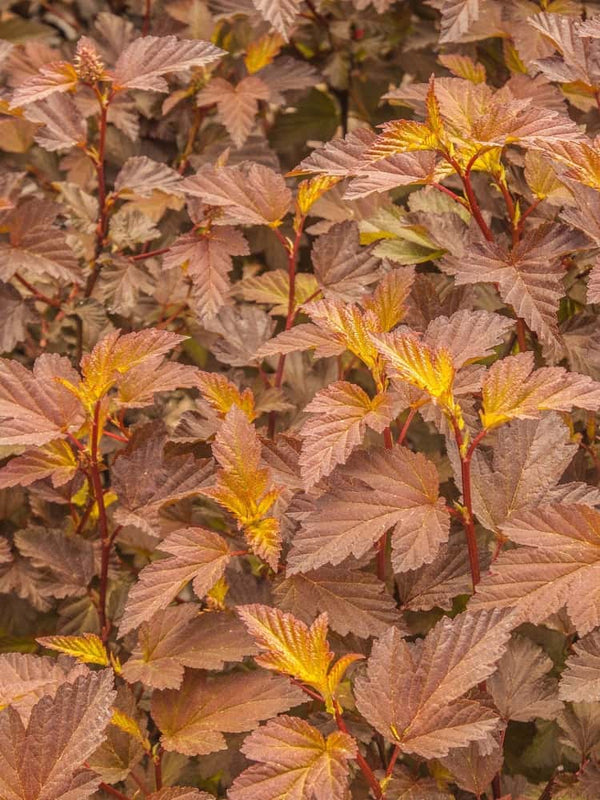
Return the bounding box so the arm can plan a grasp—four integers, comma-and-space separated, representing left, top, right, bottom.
36, 634, 110, 668
250, 0, 301, 39
440, 225, 589, 356
202, 407, 281, 568
67, 328, 187, 410
395, 537, 473, 612
423, 309, 513, 368
480, 352, 600, 430
487, 636, 561, 722
151, 669, 303, 756
15, 527, 95, 599
197, 76, 270, 148
111, 421, 213, 536
471, 504, 600, 634
0, 353, 84, 446
299, 382, 395, 488
162, 227, 249, 321
10, 61, 78, 106
438, 0, 482, 43
98, 256, 155, 315
0, 281, 34, 354
311, 220, 381, 301
239, 269, 318, 315
181, 163, 292, 226
149, 790, 213, 800
121, 606, 257, 689
560, 631, 600, 702
195, 370, 256, 420
114, 156, 183, 198
119, 527, 231, 635
469, 414, 580, 533
0, 199, 80, 284
0, 669, 116, 800
0, 439, 78, 489
439, 736, 504, 797
385, 767, 452, 799
229, 715, 356, 800
206, 304, 275, 367
354, 609, 513, 758
273, 566, 403, 638
111, 35, 223, 92
288, 446, 450, 574
438, 52, 486, 82
24, 94, 87, 152
0, 652, 87, 725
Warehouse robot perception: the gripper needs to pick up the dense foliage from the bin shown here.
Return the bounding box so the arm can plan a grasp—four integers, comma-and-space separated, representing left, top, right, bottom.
5, 0, 600, 798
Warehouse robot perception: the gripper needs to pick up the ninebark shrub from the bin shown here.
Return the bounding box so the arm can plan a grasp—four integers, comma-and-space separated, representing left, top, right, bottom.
3, 1, 600, 798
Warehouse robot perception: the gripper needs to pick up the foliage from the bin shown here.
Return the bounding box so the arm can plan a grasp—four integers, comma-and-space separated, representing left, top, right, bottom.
4, 1, 600, 798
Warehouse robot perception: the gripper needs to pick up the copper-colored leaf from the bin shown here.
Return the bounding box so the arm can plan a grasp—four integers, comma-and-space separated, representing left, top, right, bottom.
197, 76, 270, 148
472, 504, 600, 634
311, 220, 381, 301
229, 715, 356, 800
0, 669, 115, 800
0, 439, 78, 489
250, 0, 301, 40
151, 669, 303, 756
119, 527, 231, 635
121, 605, 257, 690
114, 156, 183, 198
182, 163, 291, 226
111, 35, 223, 92
354, 609, 512, 758
560, 631, 600, 702
288, 446, 450, 574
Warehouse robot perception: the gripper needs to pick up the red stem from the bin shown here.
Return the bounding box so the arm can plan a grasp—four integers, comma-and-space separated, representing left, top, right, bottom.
85, 88, 112, 298
153, 748, 163, 791
516, 198, 541, 235
452, 423, 488, 588
335, 711, 383, 799
268, 220, 305, 438
376, 427, 394, 581
130, 246, 171, 261
14, 274, 62, 308
99, 783, 130, 800
89, 401, 111, 642
431, 182, 468, 208
384, 744, 400, 779
516, 317, 527, 352
142, 0, 152, 34
397, 407, 416, 446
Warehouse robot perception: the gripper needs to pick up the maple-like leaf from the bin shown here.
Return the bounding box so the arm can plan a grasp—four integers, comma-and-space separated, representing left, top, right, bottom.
0, 439, 78, 489
197, 76, 270, 148
439, 735, 504, 798
151, 669, 303, 756
122, 606, 257, 690
201, 407, 281, 568
195, 371, 256, 420
469, 414, 583, 533
487, 636, 561, 722
480, 352, 600, 430
299, 382, 395, 487
273, 566, 403, 638
438, 52, 486, 82
111, 35, 223, 92
423, 309, 513, 368
111, 421, 213, 536
237, 604, 362, 710
560, 631, 600, 703
181, 163, 292, 226
0, 652, 87, 725
114, 156, 183, 198
239, 269, 319, 316
440, 225, 589, 356
15, 527, 95, 600
229, 715, 356, 800
250, 0, 301, 39
395, 537, 473, 612
385, 767, 452, 799
0, 199, 80, 284
471, 503, 600, 634
89, 686, 147, 783
311, 220, 381, 301
119, 527, 231, 635
65, 328, 187, 410
0, 353, 84, 447
288, 446, 450, 574
0, 669, 115, 800
354, 609, 513, 758
162, 227, 249, 321
149, 790, 212, 800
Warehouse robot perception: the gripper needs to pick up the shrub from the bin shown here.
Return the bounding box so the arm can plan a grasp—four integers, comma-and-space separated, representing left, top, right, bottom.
2, 1, 600, 798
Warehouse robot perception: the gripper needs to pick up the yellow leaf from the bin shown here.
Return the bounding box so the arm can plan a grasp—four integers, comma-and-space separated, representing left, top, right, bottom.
373, 331, 458, 415
366, 120, 439, 161
37, 633, 110, 667
206, 576, 229, 609
244, 31, 284, 73
111, 708, 151, 750
244, 516, 281, 569
237, 605, 360, 712
196, 371, 256, 420
296, 175, 342, 215
438, 53, 486, 84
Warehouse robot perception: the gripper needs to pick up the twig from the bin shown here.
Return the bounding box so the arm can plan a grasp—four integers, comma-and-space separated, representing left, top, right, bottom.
14, 274, 61, 308
335, 711, 383, 799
